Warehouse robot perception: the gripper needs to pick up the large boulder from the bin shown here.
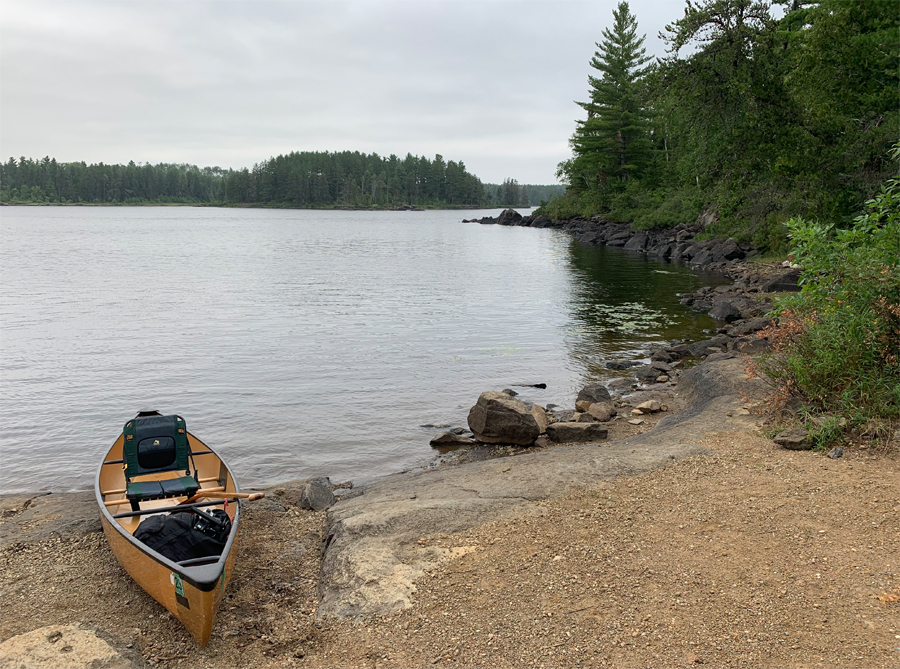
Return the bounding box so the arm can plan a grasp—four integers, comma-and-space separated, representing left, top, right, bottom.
762, 269, 802, 292
546, 422, 609, 443
623, 232, 649, 251
496, 208, 523, 226
467, 391, 541, 445
576, 383, 612, 404
709, 299, 742, 322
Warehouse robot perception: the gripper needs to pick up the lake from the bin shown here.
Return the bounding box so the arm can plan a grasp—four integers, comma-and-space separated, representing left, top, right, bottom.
0, 206, 726, 493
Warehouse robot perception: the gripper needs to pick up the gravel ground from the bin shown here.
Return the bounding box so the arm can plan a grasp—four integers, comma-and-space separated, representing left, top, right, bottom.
2, 426, 897, 669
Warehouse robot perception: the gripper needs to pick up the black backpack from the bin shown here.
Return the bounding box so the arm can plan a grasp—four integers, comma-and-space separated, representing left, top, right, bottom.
133, 508, 231, 563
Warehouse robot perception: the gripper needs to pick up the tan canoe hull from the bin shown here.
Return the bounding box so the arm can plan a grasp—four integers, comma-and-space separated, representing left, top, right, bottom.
96, 423, 241, 647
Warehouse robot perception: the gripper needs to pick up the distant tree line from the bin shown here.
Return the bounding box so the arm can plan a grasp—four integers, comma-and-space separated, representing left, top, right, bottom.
0, 157, 226, 204
542, 0, 899, 250
221, 151, 488, 207
1, 152, 494, 208
484, 180, 567, 207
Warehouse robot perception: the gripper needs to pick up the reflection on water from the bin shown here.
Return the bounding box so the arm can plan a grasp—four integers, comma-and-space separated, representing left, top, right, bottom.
563, 241, 728, 381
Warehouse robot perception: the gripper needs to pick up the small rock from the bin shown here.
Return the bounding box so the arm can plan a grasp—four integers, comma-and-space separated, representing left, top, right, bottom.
575, 412, 596, 423
587, 402, 617, 422
828, 446, 844, 459
656, 375, 670, 383
634, 366, 660, 382
546, 422, 608, 443
575, 400, 592, 413
576, 383, 612, 404
628, 419, 644, 426
300, 481, 336, 511
636, 400, 661, 413
501, 388, 518, 396
773, 428, 812, 451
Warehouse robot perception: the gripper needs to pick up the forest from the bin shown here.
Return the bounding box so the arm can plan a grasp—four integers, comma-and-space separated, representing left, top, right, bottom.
540, 0, 898, 252
220, 151, 488, 208
0, 151, 497, 209
484, 179, 567, 207
0, 158, 226, 204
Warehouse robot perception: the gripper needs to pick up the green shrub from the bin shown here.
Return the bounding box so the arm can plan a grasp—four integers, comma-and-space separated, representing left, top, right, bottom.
758, 163, 900, 423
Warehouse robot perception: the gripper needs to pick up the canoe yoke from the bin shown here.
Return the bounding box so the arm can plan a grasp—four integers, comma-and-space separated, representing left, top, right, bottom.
123, 414, 199, 510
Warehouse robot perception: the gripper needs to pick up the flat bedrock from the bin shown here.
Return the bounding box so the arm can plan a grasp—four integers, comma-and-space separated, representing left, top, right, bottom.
316, 356, 768, 619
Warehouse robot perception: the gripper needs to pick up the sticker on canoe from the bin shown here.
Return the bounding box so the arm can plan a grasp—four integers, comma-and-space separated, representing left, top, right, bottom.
171, 572, 190, 609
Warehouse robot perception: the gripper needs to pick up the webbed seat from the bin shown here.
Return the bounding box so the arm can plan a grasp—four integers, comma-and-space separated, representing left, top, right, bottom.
123, 414, 199, 509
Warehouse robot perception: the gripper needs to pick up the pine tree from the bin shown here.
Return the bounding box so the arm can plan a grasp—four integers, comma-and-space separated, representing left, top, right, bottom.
568, 1, 653, 190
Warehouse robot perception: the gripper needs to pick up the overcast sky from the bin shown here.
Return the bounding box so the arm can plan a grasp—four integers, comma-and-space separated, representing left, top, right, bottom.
1, 0, 686, 184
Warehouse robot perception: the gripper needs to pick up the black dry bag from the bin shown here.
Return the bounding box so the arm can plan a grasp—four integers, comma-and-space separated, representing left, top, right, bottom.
133, 509, 231, 563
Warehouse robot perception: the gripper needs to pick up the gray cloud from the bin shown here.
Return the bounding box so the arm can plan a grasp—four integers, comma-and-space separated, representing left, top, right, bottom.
1, 0, 682, 183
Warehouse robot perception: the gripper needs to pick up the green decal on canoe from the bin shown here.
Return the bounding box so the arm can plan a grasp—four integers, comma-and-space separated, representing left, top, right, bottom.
173, 573, 185, 598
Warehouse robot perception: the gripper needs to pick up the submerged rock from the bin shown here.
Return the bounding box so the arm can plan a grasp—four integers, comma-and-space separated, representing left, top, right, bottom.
429, 432, 474, 447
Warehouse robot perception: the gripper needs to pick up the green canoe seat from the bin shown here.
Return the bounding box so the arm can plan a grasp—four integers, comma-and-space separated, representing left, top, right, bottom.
125, 476, 200, 502
122, 414, 199, 509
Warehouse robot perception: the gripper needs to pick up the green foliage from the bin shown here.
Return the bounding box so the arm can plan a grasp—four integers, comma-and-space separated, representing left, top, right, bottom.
552, 0, 899, 247
564, 1, 653, 192
758, 165, 900, 421
606, 185, 704, 230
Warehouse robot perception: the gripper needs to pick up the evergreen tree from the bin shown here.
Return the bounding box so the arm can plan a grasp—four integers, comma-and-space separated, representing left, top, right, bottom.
567, 1, 653, 191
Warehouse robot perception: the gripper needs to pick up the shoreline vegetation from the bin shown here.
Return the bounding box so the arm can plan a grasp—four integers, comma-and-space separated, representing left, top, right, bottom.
536, 0, 897, 255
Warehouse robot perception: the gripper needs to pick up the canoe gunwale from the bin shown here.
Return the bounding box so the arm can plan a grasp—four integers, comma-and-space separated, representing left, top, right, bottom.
95, 431, 242, 593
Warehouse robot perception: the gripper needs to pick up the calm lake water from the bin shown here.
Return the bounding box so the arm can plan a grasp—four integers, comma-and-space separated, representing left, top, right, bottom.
0, 206, 726, 494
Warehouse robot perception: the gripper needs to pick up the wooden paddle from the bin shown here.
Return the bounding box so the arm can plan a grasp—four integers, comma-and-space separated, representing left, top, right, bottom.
179, 491, 265, 505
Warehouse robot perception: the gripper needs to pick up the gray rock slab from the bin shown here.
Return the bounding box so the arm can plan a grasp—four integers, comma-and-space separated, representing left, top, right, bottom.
0, 492, 99, 549
318, 357, 768, 619
0, 624, 135, 669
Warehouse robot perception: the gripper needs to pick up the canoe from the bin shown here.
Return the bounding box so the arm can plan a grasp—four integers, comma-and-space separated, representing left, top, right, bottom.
95, 411, 246, 646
